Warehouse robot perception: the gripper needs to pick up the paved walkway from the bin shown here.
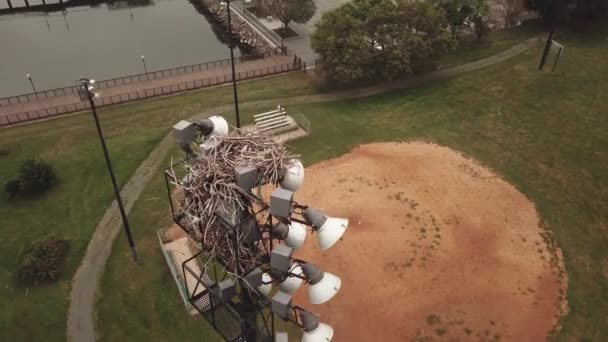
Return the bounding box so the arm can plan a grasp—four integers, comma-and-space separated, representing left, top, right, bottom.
0, 55, 293, 118
66, 34, 543, 342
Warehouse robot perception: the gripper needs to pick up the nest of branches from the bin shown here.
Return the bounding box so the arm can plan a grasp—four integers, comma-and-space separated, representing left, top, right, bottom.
170, 129, 298, 275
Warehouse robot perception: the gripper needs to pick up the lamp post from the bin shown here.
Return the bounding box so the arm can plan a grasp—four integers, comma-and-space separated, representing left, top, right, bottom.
77, 77, 138, 263
26, 73, 37, 96
140, 55, 148, 74
220, 0, 241, 128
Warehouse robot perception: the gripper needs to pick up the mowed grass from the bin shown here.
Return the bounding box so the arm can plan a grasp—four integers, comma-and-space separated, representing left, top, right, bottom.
98, 26, 606, 341
0, 72, 316, 342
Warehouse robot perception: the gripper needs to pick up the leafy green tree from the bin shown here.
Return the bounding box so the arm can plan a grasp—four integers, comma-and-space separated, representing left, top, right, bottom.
433, 0, 489, 36
262, 0, 317, 47
312, 0, 455, 84
311, 8, 372, 84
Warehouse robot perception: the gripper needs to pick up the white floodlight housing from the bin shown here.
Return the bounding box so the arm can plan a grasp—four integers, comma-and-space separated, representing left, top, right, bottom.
257, 272, 273, 296
278, 262, 303, 294
303, 208, 348, 251
90, 79, 95, 85
273, 222, 306, 250
280, 159, 304, 192
208, 115, 229, 136
301, 263, 341, 304
88, 85, 94, 92
300, 310, 334, 342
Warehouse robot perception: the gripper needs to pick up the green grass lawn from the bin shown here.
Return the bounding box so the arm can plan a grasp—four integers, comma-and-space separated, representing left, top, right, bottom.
97, 26, 607, 341
0, 72, 316, 342
0, 23, 565, 342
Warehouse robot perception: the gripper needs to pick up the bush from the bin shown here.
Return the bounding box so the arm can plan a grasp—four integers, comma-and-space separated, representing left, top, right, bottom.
16, 236, 68, 284
5, 179, 20, 198
18, 158, 57, 196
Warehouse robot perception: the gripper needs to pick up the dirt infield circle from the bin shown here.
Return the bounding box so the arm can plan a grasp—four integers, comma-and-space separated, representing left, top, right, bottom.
291, 142, 567, 341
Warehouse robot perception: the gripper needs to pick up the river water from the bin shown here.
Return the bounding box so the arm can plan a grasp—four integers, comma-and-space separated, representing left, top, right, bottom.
0, 0, 240, 98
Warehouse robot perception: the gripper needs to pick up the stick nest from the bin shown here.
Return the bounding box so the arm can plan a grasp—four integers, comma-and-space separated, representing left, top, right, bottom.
170, 129, 298, 274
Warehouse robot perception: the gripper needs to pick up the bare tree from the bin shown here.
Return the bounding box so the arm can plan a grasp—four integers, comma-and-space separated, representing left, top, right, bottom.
497, 0, 524, 28
262, 0, 316, 47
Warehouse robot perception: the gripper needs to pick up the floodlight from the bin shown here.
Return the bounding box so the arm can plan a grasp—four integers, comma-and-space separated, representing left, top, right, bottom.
88, 85, 94, 92
273, 222, 306, 250
257, 272, 273, 296
301, 263, 341, 304
303, 208, 348, 251
280, 159, 304, 192
90, 79, 95, 85
300, 310, 334, 342
209, 116, 228, 135
278, 262, 303, 294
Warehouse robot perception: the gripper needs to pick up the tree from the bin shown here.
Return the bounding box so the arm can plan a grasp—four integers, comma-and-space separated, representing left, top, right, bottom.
262, 0, 317, 47
17, 158, 57, 196
312, 0, 455, 84
497, 0, 524, 28
433, 0, 489, 36
530, 0, 606, 23
311, 8, 372, 84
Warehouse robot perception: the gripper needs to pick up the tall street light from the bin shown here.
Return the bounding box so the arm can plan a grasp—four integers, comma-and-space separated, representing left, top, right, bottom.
77, 77, 138, 263
140, 55, 148, 74
26, 73, 37, 97
220, 0, 241, 128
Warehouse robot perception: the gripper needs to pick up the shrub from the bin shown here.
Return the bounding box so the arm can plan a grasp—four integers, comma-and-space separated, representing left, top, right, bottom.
18, 158, 57, 196
16, 236, 68, 284
5, 179, 20, 198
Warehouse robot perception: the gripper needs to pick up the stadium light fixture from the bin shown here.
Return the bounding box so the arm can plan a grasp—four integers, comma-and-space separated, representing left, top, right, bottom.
278, 262, 304, 294
280, 159, 305, 192
301, 263, 341, 305
273, 222, 307, 250
300, 310, 334, 342
303, 208, 348, 251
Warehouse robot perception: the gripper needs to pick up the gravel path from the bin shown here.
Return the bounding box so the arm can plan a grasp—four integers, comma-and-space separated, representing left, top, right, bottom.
66, 33, 544, 342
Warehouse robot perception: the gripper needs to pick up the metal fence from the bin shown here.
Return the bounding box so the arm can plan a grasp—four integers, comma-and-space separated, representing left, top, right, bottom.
0, 56, 304, 127
0, 48, 286, 107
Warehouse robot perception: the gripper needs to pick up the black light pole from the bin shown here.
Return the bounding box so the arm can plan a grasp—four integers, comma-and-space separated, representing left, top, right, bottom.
222, 0, 241, 128
77, 77, 138, 263
26, 74, 37, 97
140, 55, 148, 74
538, 27, 555, 71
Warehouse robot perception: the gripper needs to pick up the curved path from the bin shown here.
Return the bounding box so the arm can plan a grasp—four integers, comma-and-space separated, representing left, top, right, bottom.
66, 34, 544, 342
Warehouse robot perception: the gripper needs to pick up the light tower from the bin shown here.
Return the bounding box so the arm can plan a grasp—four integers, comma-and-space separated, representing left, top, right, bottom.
165, 117, 348, 341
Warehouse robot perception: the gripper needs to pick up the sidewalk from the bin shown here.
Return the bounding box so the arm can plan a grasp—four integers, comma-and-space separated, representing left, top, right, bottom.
0, 54, 295, 123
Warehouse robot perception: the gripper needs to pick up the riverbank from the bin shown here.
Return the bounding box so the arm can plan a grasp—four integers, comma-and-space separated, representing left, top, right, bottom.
192, 0, 273, 53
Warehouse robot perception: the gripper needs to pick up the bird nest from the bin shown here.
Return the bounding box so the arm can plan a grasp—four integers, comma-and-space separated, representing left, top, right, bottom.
168, 129, 298, 274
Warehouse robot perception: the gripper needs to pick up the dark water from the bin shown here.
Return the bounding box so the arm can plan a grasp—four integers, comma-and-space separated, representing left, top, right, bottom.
0, 0, 240, 97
